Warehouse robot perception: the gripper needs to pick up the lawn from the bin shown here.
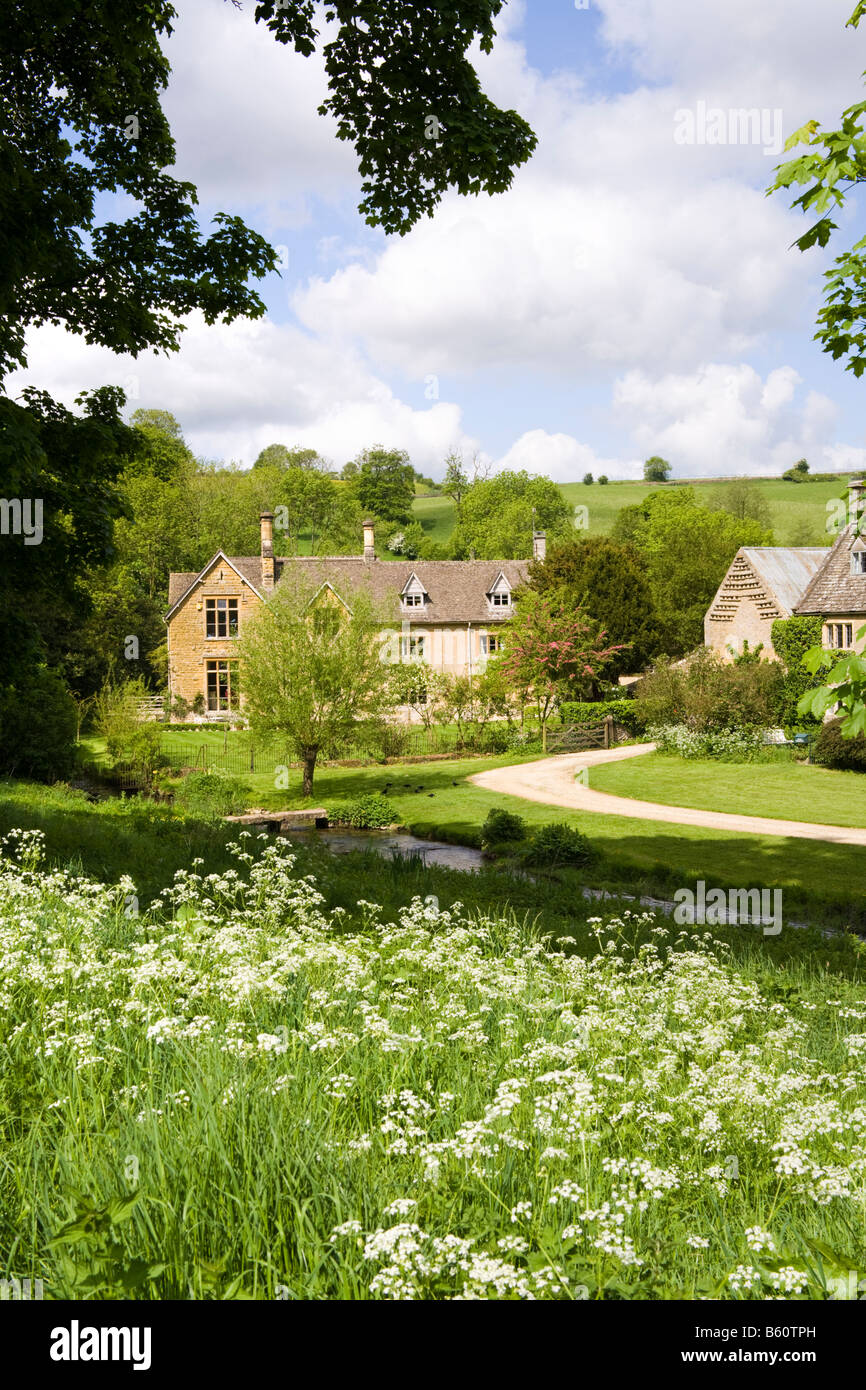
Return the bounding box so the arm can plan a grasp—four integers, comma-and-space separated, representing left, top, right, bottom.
590, 752, 866, 829
66, 730, 866, 924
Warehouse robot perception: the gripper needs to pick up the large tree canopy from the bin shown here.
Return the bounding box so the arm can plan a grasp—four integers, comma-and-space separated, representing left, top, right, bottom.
613, 487, 774, 654
528, 535, 666, 678
0, 1, 536, 382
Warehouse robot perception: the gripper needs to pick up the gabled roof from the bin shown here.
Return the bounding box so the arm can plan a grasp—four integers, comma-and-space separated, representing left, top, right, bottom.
165, 552, 264, 619
166, 556, 531, 624
796, 522, 866, 615
400, 571, 427, 596
739, 547, 828, 613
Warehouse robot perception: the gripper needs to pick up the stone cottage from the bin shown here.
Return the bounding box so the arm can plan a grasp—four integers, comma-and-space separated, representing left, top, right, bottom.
795, 480, 866, 652
705, 479, 866, 660
164, 514, 540, 719
704, 547, 827, 660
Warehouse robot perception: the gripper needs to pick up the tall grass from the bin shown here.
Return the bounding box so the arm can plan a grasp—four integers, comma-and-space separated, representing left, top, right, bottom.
2, 826, 865, 1300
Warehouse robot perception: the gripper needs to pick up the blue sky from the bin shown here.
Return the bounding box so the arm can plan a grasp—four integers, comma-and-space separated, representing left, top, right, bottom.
10, 0, 866, 480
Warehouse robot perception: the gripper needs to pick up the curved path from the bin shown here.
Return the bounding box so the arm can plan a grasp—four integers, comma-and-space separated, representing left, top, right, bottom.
469, 743, 866, 847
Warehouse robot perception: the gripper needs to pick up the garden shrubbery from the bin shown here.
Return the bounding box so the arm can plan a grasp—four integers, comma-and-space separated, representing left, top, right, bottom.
520, 821, 595, 868
343, 794, 399, 828
813, 719, 866, 772
558, 698, 642, 735
480, 807, 527, 852
481, 808, 595, 869
635, 648, 781, 734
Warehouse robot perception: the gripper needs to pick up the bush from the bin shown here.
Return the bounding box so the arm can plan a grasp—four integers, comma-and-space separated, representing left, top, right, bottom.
171, 771, 249, 818
635, 649, 781, 733
521, 822, 595, 868
480, 807, 527, 851
648, 723, 768, 761
504, 727, 544, 753
813, 719, 866, 772
358, 722, 411, 762
344, 794, 399, 828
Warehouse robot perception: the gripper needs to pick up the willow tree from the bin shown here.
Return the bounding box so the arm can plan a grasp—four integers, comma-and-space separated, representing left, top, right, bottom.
238, 577, 395, 795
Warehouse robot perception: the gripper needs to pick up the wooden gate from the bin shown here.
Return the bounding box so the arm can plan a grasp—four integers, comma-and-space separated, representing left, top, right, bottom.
546, 717, 616, 754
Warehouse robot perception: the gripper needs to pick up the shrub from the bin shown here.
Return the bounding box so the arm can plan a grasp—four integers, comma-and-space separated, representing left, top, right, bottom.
521, 822, 595, 868
359, 722, 411, 762
813, 719, 866, 772
504, 727, 544, 752
345, 794, 399, 828
635, 649, 781, 733
480, 807, 527, 851
172, 771, 249, 818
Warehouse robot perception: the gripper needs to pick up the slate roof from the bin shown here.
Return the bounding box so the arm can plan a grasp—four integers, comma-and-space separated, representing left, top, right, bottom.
796, 522, 866, 615
738, 547, 828, 613
167, 554, 531, 624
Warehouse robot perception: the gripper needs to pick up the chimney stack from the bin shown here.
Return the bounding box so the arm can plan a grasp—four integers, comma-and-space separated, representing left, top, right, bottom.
363, 517, 376, 561
260, 511, 275, 591
532, 531, 547, 562
849, 479, 864, 531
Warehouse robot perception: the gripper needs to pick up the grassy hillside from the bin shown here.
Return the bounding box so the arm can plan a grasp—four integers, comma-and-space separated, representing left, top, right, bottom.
413, 473, 850, 549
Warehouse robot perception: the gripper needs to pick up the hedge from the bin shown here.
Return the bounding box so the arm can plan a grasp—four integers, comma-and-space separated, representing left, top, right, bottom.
558, 699, 643, 735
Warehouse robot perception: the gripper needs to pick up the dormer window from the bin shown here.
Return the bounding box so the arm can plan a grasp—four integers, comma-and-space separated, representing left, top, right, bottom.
487, 572, 512, 611
851, 538, 866, 574
401, 573, 428, 610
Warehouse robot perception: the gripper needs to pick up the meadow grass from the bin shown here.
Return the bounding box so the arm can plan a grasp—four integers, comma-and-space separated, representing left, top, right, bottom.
412, 474, 850, 546
1, 822, 865, 1301
590, 753, 866, 829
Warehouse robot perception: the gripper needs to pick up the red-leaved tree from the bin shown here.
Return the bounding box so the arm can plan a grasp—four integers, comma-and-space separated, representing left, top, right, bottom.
500, 592, 627, 749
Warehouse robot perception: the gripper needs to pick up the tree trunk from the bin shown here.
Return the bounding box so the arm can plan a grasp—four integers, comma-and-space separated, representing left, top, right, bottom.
302, 748, 318, 798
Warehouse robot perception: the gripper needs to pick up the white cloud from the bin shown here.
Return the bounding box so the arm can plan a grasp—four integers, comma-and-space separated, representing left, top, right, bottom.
160, 0, 360, 230
611, 362, 862, 477
492, 429, 640, 482
6, 316, 475, 473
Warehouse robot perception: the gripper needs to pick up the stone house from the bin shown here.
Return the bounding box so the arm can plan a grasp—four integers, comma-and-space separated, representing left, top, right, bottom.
704, 547, 827, 660
705, 480, 866, 661
164, 515, 539, 720
794, 480, 866, 652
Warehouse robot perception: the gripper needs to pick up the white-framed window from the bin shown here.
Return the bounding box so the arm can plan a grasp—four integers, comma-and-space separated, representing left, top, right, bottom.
400, 635, 426, 659
852, 550, 866, 575
402, 592, 424, 607
481, 633, 504, 655
827, 623, 854, 649
490, 591, 510, 608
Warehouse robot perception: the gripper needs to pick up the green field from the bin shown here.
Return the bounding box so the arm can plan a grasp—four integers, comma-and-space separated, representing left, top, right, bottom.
412, 473, 850, 548
590, 752, 866, 828
413, 492, 457, 544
